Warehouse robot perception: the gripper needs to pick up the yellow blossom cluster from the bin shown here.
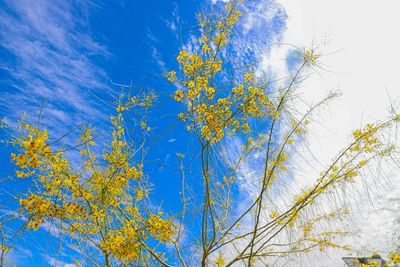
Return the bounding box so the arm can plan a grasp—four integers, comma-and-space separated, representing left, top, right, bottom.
215, 253, 226, 267
11, 124, 51, 176
147, 212, 176, 242
304, 49, 319, 66
360, 262, 380, 267
7, 95, 175, 265
100, 221, 141, 263
20, 194, 58, 230
279, 121, 392, 247
168, 2, 278, 144
350, 123, 381, 153
1, 245, 10, 253
389, 251, 400, 265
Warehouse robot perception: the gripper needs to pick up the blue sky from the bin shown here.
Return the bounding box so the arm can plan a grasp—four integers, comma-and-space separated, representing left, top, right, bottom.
2, 0, 400, 266
0, 0, 199, 265
0, 0, 288, 266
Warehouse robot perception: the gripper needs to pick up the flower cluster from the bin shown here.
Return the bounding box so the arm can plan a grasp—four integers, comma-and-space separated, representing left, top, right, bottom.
147, 212, 176, 242
389, 251, 400, 265
304, 49, 319, 66
168, 2, 277, 144
100, 221, 141, 263
8, 94, 175, 265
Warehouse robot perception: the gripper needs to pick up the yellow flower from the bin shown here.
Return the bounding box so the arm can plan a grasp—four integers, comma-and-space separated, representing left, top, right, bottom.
167, 71, 176, 82
243, 72, 254, 82
174, 89, 184, 102
187, 80, 195, 88
125, 166, 142, 180
116, 104, 125, 113
304, 49, 318, 65
215, 254, 226, 267
147, 213, 175, 242
202, 44, 211, 54
216, 21, 224, 30
1, 245, 10, 252
270, 211, 279, 219
214, 32, 228, 47
135, 190, 145, 201
210, 61, 222, 73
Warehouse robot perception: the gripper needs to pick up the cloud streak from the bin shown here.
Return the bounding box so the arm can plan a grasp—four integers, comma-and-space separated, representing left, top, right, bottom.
43, 254, 77, 267
212, 0, 400, 265
0, 0, 110, 131
276, 0, 400, 263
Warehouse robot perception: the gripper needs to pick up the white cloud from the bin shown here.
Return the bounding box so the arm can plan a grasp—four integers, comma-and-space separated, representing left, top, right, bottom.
211, 0, 400, 265
165, 2, 180, 40
147, 28, 167, 72
0, 0, 110, 133
43, 254, 77, 267
211, 0, 229, 4
271, 0, 400, 264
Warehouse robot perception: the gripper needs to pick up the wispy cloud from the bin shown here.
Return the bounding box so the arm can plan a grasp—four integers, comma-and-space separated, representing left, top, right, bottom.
208, 0, 289, 89
205, 0, 400, 265
276, 0, 400, 263
214, 0, 400, 265
0, 0, 110, 131
165, 2, 181, 40
0, 2, 110, 264
146, 28, 168, 72
43, 254, 77, 267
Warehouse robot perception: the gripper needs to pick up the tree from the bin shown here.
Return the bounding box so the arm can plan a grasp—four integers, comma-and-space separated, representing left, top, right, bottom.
1, 1, 400, 266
